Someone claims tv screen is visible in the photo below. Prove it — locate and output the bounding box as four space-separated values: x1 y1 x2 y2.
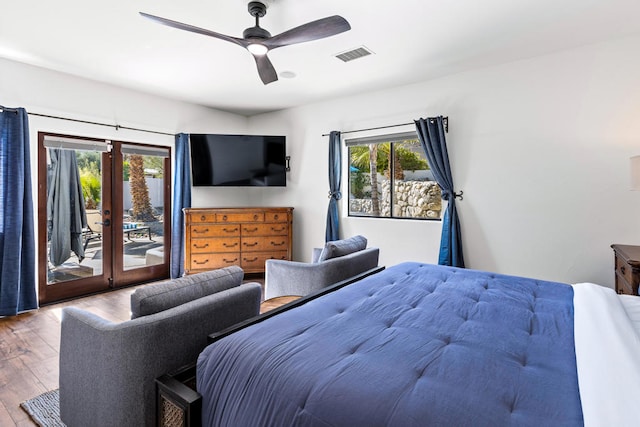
190 134 287 187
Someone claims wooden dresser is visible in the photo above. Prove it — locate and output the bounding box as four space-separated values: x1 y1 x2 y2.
184 207 293 274
611 244 640 295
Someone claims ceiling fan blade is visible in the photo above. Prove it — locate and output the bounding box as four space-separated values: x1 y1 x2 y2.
139 12 248 48
264 15 351 50
253 54 278 85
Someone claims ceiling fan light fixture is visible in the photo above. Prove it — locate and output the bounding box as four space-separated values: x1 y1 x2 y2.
247 43 268 56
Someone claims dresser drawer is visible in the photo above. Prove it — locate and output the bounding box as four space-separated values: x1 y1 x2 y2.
616 273 634 295
190 224 240 238
241 236 289 252
616 255 633 285
265 211 288 222
217 212 264 223
190 237 240 253
190 252 240 270
612 244 640 296
241 223 289 236
189 213 216 223
241 251 288 271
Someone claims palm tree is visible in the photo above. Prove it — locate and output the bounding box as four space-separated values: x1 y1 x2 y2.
128 154 155 222
368 144 380 215
391 146 404 180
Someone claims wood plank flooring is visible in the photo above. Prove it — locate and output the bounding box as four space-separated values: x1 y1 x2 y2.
0 278 281 427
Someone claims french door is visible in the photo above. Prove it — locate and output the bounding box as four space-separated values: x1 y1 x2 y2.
37 132 171 304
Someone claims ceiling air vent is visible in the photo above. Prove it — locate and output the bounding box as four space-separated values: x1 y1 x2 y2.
335 46 374 62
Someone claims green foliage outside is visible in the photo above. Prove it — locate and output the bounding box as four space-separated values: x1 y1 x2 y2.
76 151 165 209
122 155 164 181
349 140 428 173
80 170 101 209
350 170 370 199
77 152 101 209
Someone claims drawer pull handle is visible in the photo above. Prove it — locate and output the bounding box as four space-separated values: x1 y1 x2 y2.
243 242 258 247
244 227 259 233
193 259 209 265
253 215 259 220
621 266 626 275
223 242 238 248
200 215 207 221
223 258 238 264
223 227 238 233
222 215 228 221
193 243 209 249
271 227 285 232
273 214 279 220
193 228 209 234
244 257 258 262
271 241 285 247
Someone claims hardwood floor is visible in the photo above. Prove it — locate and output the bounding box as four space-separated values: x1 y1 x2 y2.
0 278 282 427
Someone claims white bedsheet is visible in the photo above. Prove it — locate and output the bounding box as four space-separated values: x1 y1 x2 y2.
573 283 640 427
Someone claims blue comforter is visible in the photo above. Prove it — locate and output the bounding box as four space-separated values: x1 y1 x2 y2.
197 262 583 426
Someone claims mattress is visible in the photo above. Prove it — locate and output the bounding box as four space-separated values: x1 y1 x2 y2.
196 262 610 426
573 283 640 426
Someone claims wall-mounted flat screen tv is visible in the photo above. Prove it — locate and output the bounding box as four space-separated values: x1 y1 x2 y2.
190 134 287 187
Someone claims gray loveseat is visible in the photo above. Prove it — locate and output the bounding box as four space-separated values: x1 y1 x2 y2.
264 235 379 300
59 266 262 427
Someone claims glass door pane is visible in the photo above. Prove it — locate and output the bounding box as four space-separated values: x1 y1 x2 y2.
121 149 166 271
38 133 113 303
111 141 170 287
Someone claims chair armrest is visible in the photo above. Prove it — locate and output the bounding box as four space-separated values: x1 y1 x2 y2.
264 248 380 300
311 247 323 263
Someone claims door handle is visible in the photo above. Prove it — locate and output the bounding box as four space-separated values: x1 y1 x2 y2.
103 219 111 227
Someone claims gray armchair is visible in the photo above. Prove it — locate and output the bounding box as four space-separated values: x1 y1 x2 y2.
264 235 379 300
59 266 261 427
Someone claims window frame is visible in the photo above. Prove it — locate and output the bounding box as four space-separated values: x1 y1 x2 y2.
345 131 442 221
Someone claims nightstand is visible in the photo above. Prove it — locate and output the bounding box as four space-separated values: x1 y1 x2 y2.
611 244 640 295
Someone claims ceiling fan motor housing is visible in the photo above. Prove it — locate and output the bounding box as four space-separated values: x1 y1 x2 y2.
243 26 271 39
248 2 267 18
245 2 271 39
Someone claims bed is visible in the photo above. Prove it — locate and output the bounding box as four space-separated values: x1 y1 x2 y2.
196 262 640 426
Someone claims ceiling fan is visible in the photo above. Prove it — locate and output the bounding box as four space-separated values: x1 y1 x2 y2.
140 1 351 85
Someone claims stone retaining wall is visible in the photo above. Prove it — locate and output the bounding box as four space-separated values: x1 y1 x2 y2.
350 180 442 219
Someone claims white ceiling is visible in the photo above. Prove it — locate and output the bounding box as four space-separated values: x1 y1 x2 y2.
2 0 640 116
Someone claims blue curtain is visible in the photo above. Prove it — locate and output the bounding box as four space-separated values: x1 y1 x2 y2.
415 116 465 268
170 133 191 278
325 131 341 242
0 107 37 315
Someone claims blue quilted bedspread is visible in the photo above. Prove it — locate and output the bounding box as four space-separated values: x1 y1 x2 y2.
197 262 583 426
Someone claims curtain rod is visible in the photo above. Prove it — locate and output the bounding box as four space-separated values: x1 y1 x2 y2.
1 105 174 136
27 112 175 136
322 116 448 137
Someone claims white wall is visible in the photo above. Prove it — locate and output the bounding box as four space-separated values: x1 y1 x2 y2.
250 34 640 288
5 33 640 289
1 57 250 271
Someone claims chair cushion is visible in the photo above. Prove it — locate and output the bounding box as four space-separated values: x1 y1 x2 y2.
130 266 244 318
318 235 368 262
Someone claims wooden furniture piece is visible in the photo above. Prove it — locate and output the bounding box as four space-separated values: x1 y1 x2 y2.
156 365 201 427
184 207 293 274
611 244 640 295
123 225 153 242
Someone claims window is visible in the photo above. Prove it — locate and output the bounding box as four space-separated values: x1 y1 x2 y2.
347 131 441 220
